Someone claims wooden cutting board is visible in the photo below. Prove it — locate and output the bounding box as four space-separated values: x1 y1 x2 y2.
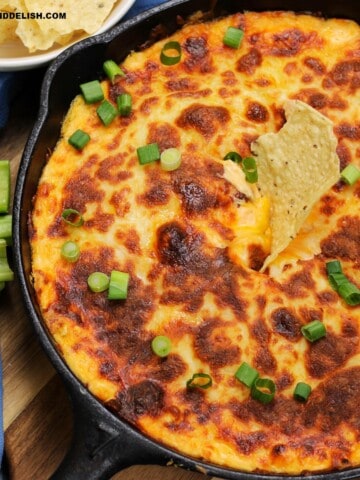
0 72 221 480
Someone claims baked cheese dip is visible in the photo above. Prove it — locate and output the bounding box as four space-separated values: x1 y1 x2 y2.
30 10 360 475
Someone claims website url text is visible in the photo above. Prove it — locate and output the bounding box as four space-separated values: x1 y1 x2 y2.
0 11 66 20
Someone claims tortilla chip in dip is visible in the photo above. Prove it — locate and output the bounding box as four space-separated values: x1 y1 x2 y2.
251 99 340 271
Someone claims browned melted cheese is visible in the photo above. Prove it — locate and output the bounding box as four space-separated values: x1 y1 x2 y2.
30 11 360 474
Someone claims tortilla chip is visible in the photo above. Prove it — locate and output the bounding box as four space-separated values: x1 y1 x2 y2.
23 0 117 36
251 100 340 271
15 19 65 52
0 0 117 51
0 3 18 43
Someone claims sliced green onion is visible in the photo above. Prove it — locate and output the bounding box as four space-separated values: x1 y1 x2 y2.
87 272 109 293
325 260 360 305
151 335 172 357
61 208 84 227
0 239 14 283
61 241 80 263
338 282 360 306
117 93 132 117
224 151 242 164
103 59 125 82
97 100 118 126
108 270 129 300
293 382 312 402
160 148 182 171
0 160 10 213
223 26 244 49
68 129 90 150
80 80 104 104
242 156 258 183
251 377 276 404
160 41 182 66
235 362 259 388
137 143 160 165
301 320 326 342
0 214 12 245
340 164 360 186
327 272 348 291
186 373 213 390
326 260 342 275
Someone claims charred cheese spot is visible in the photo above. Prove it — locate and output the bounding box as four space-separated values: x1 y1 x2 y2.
176 104 230 139
304 367 360 431
246 101 269 123
147 122 181 150
107 380 165 422
194 318 241 368
329 60 360 88
64 172 104 211
271 29 321 57
271 308 302 342
183 36 214 73
321 216 360 261
97 155 132 183
156 221 202 267
303 56 326 75
236 48 263 74
306 331 358 378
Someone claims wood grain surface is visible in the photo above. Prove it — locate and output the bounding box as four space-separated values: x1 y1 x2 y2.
0 71 220 480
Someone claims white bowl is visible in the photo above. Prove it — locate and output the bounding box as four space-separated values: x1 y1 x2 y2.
0 0 135 71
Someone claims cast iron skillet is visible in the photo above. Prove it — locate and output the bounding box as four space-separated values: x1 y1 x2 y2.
12 0 360 479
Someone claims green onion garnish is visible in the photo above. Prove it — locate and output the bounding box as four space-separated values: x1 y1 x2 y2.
235 362 259 388
61 241 80 263
186 373 213 390
151 335 172 357
0 160 10 214
327 272 348 291
117 93 132 117
301 320 326 342
108 270 129 300
87 272 109 293
80 80 104 104
160 41 182 66
137 143 161 165
97 100 118 126
251 377 276 404
338 282 360 306
103 59 125 82
293 382 312 402
326 260 342 275
223 26 244 49
326 260 360 306
340 164 360 186
0 239 14 283
61 208 84 227
160 148 182 171
0 214 12 245
242 156 258 183
68 129 90 150
224 151 242 164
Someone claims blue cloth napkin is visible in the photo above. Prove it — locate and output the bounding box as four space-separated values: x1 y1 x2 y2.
0 0 169 471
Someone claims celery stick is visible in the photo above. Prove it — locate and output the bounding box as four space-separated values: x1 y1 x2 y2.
0 160 10 213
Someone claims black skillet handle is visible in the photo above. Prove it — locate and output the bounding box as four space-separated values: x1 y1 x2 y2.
50 388 168 480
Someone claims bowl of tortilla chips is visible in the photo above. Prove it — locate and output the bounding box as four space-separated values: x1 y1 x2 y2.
0 0 135 70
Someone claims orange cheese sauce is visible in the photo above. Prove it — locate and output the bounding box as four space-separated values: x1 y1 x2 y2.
30 10 360 474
